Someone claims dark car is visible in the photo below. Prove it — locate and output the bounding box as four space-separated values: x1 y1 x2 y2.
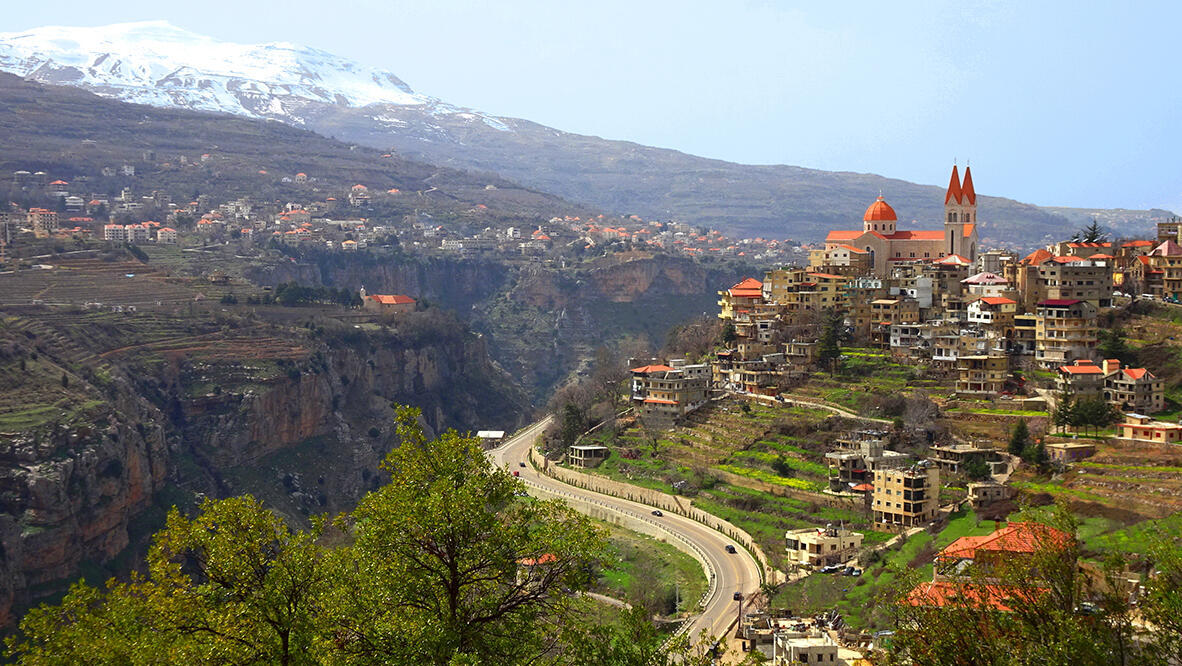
519 461 526 467
651 509 663 517
732 592 743 601
842 567 858 576
725 545 737 554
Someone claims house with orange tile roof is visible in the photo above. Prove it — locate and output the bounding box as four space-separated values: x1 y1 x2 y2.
630 359 709 427
821 165 979 276
1103 360 1164 413
359 287 416 314
934 521 1073 581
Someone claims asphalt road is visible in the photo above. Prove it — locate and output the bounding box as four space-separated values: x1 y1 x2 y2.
489 417 763 644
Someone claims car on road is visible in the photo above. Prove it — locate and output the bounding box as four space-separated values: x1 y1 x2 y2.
512 471 520 477
732 592 742 601
842 567 861 576
819 564 843 574
519 461 526 467
725 545 737 554
651 510 663 517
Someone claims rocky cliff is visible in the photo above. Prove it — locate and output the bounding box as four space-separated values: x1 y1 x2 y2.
0 306 528 625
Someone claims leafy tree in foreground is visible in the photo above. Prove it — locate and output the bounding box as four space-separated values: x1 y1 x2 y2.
322 406 611 665
7 495 331 665
6 407 616 666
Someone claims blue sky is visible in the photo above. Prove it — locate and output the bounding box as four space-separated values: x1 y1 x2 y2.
6 1 1180 213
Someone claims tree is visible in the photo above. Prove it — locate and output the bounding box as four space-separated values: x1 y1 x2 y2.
323 406 609 665
1098 328 1135 367
7 496 331 665
1009 419 1031 457
7 408 611 666
1072 219 1109 243
563 606 727 666
883 503 1135 665
961 454 992 482
817 308 845 374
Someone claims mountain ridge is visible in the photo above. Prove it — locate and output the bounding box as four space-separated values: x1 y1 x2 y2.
0 21 1172 246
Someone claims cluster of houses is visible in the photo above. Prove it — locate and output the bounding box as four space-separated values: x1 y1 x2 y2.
3 165 807 268
712 166 1176 433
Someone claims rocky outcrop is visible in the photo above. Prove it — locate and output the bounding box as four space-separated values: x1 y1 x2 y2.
0 309 528 626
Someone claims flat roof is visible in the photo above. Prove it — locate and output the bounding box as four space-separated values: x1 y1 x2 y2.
569 444 609 451
476 430 505 438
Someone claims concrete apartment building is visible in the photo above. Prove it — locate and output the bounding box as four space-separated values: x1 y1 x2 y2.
955 354 1009 398
826 430 911 493
1034 299 1098 368
872 462 940 531
630 359 709 427
785 525 865 568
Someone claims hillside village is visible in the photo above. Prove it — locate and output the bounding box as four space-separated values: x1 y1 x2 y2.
0 162 805 268
542 166 1182 659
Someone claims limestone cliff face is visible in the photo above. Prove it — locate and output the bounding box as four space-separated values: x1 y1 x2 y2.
0 311 528 626
0 376 169 626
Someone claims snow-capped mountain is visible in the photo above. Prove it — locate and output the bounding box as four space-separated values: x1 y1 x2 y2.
0 21 1163 243
0 20 511 131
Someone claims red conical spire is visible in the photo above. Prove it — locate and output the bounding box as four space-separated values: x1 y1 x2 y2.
945 165 963 205
961 165 976 205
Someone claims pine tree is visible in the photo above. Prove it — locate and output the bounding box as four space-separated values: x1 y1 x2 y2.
1008 419 1030 456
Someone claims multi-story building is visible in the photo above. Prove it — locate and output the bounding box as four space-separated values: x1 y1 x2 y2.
156 227 178 244
630 359 710 426
955 354 1009 398
718 277 765 320
826 431 911 493
1144 240 1182 299
868 297 920 347
1104 361 1164 414
784 525 865 568
27 208 58 238
966 296 1016 331
1055 359 1106 397
1013 254 1113 309
1034 299 1098 368
872 462 940 531
103 224 127 242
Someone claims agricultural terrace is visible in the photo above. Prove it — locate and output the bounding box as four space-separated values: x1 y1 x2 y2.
570 398 893 567
782 347 956 418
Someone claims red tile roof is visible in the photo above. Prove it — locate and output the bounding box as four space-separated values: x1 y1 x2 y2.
977 296 1015 306
1122 368 1153 380
1021 249 1053 265
906 581 1037 612
826 230 863 242
1059 361 1103 375
962 223 975 237
643 398 679 405
938 522 1072 560
887 230 945 240
863 195 897 222
369 294 416 305
631 364 675 374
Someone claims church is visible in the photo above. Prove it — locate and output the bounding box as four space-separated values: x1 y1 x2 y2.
823 165 980 276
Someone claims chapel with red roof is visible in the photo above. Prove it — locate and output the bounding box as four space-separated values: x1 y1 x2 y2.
824 165 980 276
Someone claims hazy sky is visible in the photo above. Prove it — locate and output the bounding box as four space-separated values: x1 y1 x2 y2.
6 1 1181 213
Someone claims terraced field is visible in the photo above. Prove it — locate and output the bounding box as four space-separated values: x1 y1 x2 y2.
571 398 887 566
1010 438 1182 521
0 257 250 308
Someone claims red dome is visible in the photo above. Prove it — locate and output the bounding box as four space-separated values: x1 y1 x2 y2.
863 195 897 222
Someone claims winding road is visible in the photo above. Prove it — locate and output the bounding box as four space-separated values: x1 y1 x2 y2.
488 417 762 644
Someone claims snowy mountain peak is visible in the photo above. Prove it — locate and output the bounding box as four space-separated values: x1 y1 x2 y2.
0 21 441 120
